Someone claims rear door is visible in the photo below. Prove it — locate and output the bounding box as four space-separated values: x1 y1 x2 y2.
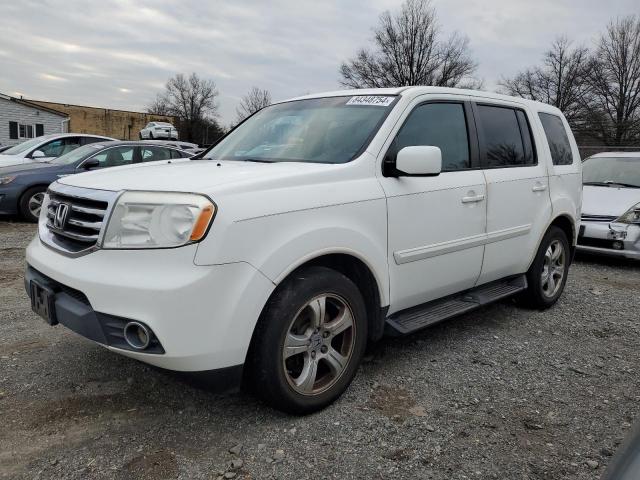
472 101 552 284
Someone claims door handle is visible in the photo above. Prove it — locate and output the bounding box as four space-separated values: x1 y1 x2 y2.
461 194 485 203
532 183 548 192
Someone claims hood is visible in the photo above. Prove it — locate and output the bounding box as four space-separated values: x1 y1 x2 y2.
0 154 32 168
582 185 640 216
0 161 61 175
57 159 334 193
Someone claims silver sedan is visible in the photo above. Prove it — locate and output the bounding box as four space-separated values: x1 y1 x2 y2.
578 152 640 259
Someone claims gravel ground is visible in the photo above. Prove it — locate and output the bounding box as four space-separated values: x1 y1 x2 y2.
1 220 639 480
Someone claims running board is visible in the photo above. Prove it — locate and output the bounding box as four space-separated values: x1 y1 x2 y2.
385 275 527 335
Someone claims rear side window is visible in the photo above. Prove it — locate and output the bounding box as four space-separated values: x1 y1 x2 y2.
476 105 536 167
394 102 470 171
538 113 573 165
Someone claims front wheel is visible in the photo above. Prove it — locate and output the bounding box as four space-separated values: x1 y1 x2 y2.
245 266 367 414
19 186 47 223
521 226 570 309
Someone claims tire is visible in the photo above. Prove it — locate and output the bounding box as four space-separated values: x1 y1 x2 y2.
245 266 368 414
520 226 570 309
19 186 47 223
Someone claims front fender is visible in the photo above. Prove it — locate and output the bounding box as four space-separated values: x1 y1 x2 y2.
194 199 390 306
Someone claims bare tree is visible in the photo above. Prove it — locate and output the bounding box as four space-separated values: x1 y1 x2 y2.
339 0 478 88
236 87 272 123
586 16 640 145
500 37 591 125
147 73 220 143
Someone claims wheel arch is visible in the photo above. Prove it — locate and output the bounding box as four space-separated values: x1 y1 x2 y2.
17 183 50 208
270 250 388 342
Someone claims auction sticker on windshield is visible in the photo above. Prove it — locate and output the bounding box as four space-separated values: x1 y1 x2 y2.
346 96 395 106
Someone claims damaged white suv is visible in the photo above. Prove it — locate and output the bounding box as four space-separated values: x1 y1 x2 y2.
26 87 582 413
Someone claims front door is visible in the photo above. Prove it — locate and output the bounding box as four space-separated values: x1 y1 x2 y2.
377 97 487 314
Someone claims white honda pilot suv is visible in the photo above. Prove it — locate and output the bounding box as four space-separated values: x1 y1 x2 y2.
26 87 582 414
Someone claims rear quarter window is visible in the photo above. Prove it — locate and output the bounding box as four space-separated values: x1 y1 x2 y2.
538 113 574 165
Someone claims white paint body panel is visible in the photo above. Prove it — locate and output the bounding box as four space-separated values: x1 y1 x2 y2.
25 87 582 372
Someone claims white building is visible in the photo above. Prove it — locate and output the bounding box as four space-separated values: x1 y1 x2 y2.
0 92 69 147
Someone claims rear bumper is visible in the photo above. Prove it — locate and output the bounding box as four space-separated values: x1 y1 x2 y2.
577 221 640 259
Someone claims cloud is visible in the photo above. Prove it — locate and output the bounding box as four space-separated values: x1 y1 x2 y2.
0 0 638 126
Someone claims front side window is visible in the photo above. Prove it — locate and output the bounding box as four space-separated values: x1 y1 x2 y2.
202 96 396 164
51 143 106 165
538 113 573 165
39 137 82 157
91 146 135 168
393 102 470 171
583 157 640 188
477 105 535 167
141 146 172 162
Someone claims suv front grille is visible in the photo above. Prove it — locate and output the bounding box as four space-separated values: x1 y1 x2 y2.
41 183 117 256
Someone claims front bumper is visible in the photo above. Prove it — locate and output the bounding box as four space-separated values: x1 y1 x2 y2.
25 236 276 372
577 221 640 259
0 185 21 215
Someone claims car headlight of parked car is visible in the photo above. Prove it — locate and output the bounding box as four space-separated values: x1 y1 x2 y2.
0 175 16 186
103 191 216 249
616 202 640 225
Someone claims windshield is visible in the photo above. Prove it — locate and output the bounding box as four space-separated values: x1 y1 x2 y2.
2 137 51 155
202 95 397 164
583 156 640 188
50 143 107 165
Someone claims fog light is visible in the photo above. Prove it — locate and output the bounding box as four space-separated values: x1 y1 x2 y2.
612 241 624 250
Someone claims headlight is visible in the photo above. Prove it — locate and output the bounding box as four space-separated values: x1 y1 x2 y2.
102 191 216 249
0 175 16 185
616 202 640 224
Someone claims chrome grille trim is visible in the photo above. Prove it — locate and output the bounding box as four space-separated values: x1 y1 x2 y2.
581 214 617 223
39 182 120 258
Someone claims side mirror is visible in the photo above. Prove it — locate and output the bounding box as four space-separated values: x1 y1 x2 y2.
31 150 46 159
81 159 100 170
395 146 442 176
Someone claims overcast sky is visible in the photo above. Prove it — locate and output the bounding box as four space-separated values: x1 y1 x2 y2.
0 0 638 126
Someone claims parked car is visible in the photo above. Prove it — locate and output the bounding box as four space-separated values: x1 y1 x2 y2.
0 134 114 168
0 141 192 222
25 87 581 413
578 152 640 259
139 122 178 140
0 145 11 153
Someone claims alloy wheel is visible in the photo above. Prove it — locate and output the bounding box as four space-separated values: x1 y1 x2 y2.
282 294 356 396
28 192 45 219
541 239 565 298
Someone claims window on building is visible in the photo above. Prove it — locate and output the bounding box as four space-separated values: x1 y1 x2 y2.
18 123 35 139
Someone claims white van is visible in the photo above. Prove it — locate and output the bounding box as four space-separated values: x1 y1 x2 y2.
25 87 582 413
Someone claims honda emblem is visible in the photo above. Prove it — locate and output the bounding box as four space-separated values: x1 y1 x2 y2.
54 203 70 229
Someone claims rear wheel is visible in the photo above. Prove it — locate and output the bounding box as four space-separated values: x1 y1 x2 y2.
246 266 367 414
521 226 570 309
19 186 47 223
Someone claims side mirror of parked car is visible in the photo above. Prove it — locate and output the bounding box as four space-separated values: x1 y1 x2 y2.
82 159 100 170
394 146 442 177
31 150 46 159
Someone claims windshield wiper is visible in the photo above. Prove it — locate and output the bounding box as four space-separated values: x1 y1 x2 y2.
583 181 612 187
241 158 274 163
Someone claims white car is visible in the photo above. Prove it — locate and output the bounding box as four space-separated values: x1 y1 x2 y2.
0 133 114 168
139 122 178 140
25 87 582 413
578 152 640 259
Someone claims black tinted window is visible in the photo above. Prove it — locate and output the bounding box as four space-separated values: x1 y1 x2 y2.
477 105 531 167
141 146 172 162
538 113 573 165
395 103 470 170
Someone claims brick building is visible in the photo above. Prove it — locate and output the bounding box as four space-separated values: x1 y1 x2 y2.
27 99 177 141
